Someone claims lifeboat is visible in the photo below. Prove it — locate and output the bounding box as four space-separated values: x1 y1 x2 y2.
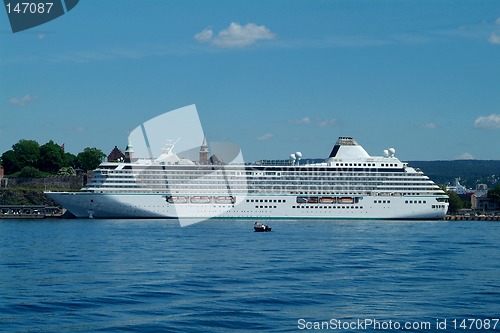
190 196 211 204
319 197 335 204
167 196 188 204
339 197 354 204
214 196 235 204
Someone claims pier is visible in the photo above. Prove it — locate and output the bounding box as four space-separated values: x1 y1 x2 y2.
445 215 500 221
0 205 63 219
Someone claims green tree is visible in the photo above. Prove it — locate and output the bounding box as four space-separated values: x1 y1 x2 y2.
76 147 105 171
488 184 500 203
39 140 64 173
18 166 43 178
12 139 40 169
57 166 76 176
447 191 464 214
1 139 41 174
0 150 20 174
62 152 76 168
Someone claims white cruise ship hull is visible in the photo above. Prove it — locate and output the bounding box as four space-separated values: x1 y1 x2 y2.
45 192 447 220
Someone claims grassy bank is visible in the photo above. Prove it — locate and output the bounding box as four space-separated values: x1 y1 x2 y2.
0 188 63 206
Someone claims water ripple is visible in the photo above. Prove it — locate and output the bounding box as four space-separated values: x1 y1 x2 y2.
1 219 499 332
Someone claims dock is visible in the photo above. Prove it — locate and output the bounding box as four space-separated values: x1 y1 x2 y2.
0 205 63 219
445 215 500 221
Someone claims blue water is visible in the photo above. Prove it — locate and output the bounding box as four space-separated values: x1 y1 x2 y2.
1 219 500 332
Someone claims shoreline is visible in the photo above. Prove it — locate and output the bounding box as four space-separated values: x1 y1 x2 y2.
0 205 63 219
445 215 500 221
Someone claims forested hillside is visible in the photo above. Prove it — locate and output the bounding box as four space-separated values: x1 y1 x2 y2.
300 159 500 188
405 160 500 188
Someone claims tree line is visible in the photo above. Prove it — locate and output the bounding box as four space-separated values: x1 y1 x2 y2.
0 139 106 177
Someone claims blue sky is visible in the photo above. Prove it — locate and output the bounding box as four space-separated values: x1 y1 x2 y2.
1 0 499 162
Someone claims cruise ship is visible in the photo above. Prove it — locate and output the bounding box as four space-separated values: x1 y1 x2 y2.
45 137 449 221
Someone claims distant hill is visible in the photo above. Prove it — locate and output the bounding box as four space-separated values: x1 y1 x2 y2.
300 159 500 188
406 160 500 188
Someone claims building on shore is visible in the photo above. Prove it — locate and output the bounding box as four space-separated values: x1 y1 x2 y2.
107 139 135 163
199 137 209 164
471 193 500 211
124 139 134 163
107 146 126 162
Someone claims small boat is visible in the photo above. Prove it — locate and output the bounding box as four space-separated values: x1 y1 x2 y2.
254 222 272 232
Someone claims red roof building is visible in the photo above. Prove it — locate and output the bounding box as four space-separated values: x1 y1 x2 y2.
107 146 125 162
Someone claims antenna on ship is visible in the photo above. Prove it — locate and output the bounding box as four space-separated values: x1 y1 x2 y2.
163 137 181 154
383 148 396 158
289 152 302 165
295 152 302 165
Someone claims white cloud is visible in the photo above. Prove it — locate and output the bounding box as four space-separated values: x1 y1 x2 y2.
194 22 276 48
455 152 475 160
488 18 500 44
9 94 36 106
75 126 86 133
38 33 46 40
290 116 337 127
293 117 312 125
488 32 500 44
420 122 437 129
256 133 273 141
318 119 337 127
194 27 213 43
474 114 500 129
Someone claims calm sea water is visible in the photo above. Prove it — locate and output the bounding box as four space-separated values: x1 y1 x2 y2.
1 219 499 332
